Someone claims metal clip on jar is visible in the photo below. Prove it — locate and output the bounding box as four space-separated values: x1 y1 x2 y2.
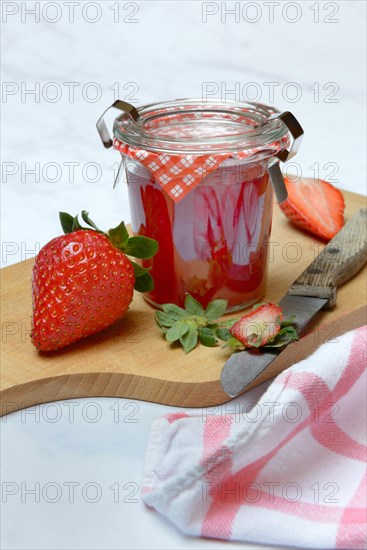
97 99 303 312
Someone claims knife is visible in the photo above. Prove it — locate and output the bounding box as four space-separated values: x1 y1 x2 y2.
220 208 367 397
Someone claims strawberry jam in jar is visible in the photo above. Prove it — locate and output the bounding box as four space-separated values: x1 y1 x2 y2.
98 99 303 312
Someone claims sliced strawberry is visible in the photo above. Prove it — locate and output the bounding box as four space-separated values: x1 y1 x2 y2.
279 177 345 240
229 303 284 348
140 184 177 304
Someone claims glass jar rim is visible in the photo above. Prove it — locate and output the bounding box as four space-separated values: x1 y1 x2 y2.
113 98 289 155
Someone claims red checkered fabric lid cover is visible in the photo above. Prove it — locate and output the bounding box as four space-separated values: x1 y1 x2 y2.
112 101 290 202
114 136 288 202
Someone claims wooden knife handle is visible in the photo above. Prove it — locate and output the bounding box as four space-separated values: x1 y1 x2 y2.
288 208 367 308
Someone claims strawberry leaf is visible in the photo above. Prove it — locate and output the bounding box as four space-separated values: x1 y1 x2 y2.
155 311 176 329
162 303 187 320
263 324 299 348
133 272 154 293
81 211 102 232
156 294 230 353
184 293 204 315
130 261 150 278
108 222 130 248
280 316 297 327
197 327 217 347
180 323 198 353
123 236 158 259
127 261 156 293
204 299 227 321
59 212 75 234
223 337 244 351
166 320 189 343
72 215 85 231
58 212 90 233
215 326 233 342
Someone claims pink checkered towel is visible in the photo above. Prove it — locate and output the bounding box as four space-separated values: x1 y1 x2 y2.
142 327 367 549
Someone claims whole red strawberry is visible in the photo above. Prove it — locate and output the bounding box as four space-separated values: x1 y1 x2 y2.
31 211 158 351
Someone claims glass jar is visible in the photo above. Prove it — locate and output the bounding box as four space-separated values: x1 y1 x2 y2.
97 99 303 312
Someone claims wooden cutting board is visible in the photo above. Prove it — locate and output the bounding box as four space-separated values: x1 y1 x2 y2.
1 190 366 415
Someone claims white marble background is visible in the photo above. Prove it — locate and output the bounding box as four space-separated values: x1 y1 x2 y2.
1 1 366 549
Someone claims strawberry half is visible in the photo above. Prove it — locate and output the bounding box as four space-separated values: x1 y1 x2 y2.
229 303 284 348
31 211 158 352
279 177 345 240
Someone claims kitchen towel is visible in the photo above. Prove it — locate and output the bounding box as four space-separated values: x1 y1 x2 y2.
142 326 367 549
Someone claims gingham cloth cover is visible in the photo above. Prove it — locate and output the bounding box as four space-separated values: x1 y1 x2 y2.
142 326 367 549
113 135 289 202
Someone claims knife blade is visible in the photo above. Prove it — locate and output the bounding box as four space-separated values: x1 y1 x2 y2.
221 208 367 397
